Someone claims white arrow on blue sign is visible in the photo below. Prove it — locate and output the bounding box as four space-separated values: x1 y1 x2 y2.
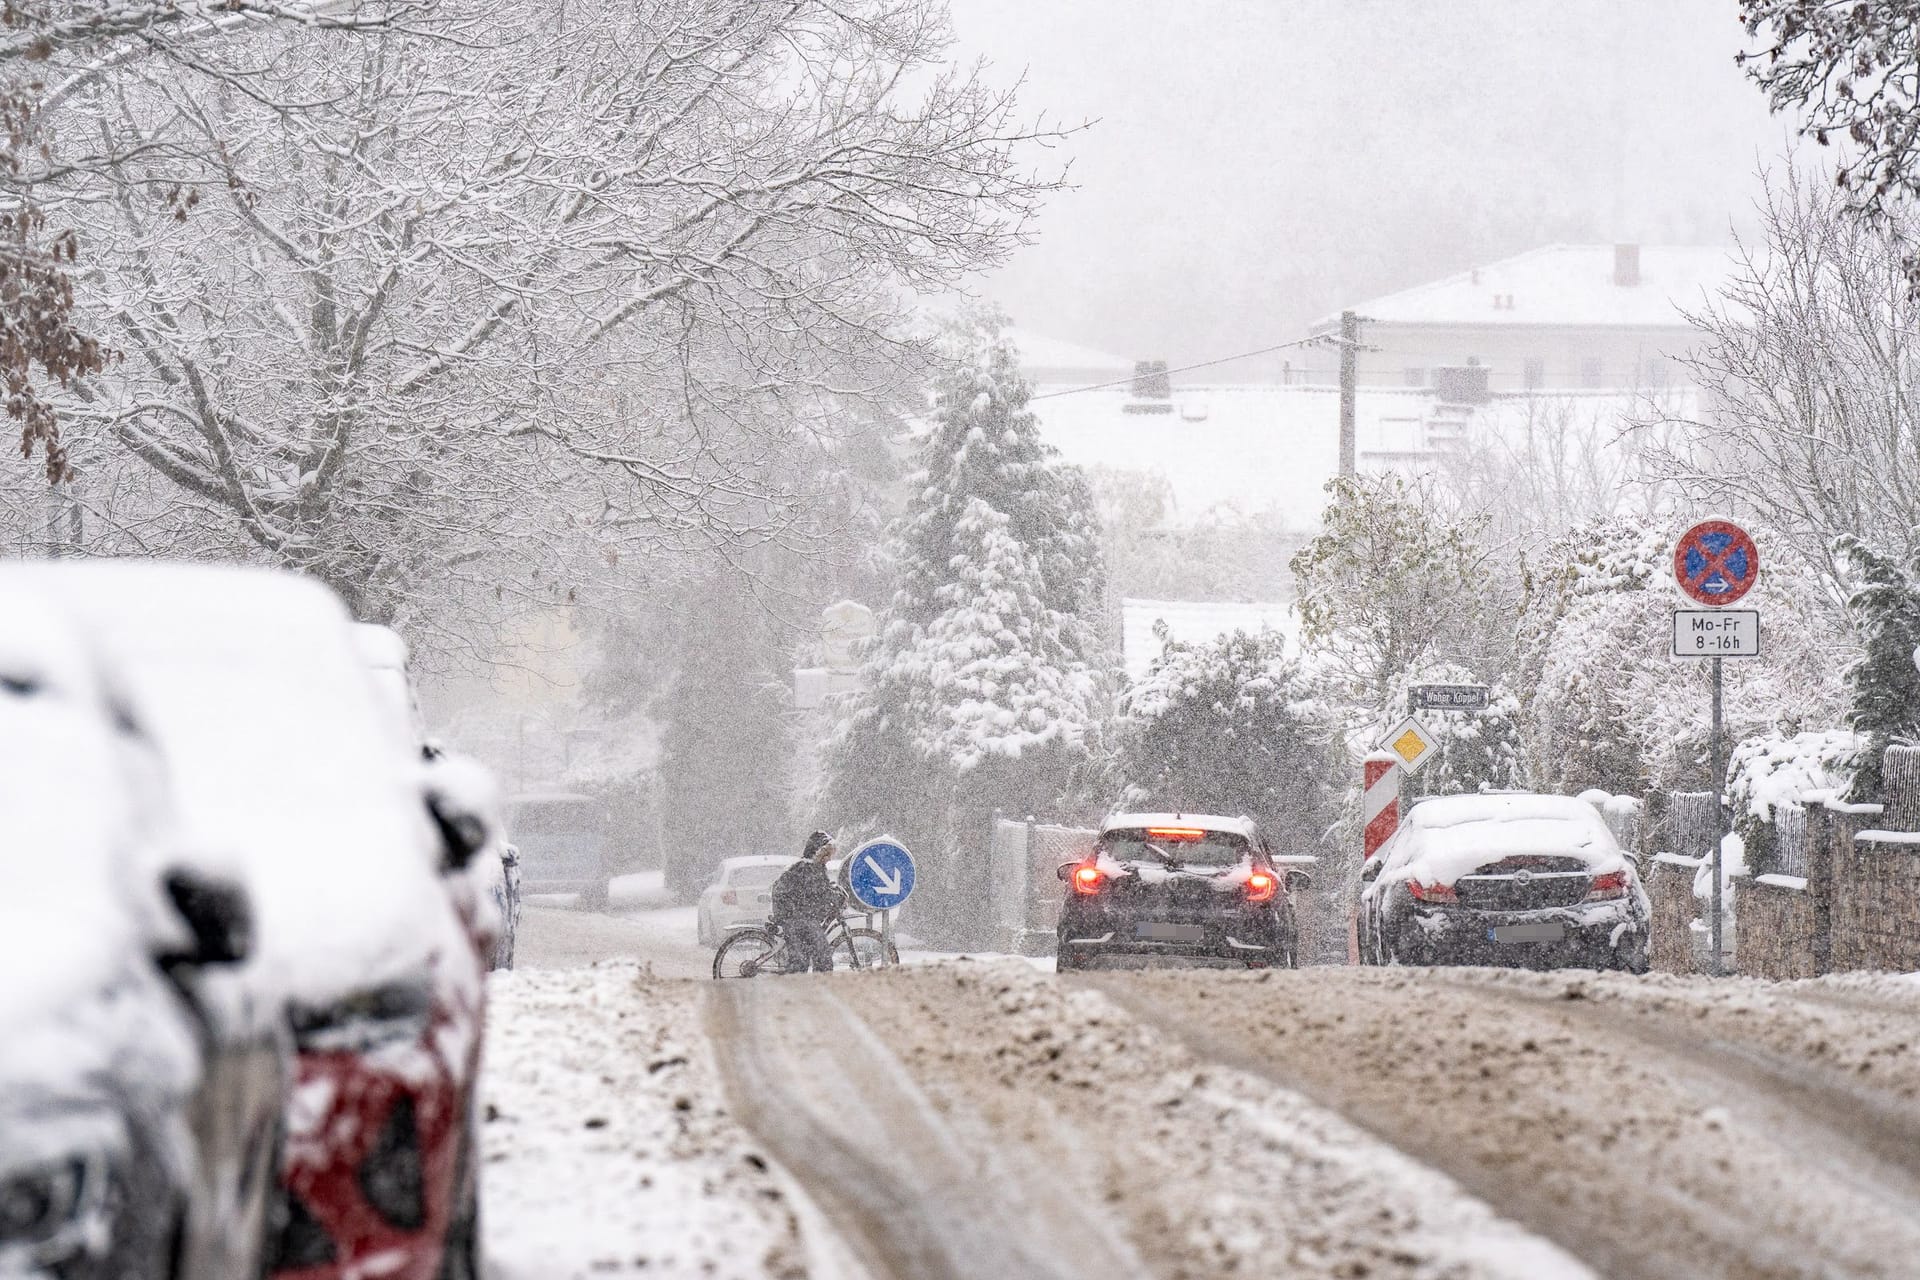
846 838 916 912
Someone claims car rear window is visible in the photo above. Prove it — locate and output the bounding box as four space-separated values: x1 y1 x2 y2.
1101 827 1251 868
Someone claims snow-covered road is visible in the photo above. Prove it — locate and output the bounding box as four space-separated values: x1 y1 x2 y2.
481 904 1920 1279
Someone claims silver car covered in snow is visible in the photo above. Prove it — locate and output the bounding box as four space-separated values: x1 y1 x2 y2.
1358 792 1651 972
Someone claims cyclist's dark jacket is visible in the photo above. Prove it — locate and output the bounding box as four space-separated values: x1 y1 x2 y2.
770 858 837 923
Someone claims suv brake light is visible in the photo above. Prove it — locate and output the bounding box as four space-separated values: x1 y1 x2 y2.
1072 864 1105 895
1245 869 1277 903
1407 878 1457 904
1586 871 1628 901
1145 826 1206 842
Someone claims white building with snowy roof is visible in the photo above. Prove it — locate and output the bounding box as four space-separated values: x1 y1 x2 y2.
1304 243 1737 393
1023 374 1478 528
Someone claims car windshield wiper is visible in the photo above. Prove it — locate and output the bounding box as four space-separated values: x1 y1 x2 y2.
1143 841 1182 868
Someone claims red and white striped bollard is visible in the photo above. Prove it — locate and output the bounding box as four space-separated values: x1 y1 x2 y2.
1351 751 1402 964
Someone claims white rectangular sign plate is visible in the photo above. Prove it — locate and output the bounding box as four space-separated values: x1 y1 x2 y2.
1411 683 1490 711
1671 609 1761 658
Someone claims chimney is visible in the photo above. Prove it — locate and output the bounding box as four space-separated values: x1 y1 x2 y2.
1613 243 1641 288
1123 358 1174 414
1130 359 1170 400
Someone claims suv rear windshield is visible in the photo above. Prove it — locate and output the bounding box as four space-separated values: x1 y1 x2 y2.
1101 827 1251 869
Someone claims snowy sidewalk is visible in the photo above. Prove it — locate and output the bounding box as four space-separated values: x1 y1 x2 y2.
480 965 811 1279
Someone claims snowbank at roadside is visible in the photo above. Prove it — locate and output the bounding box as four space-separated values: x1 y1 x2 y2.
480 965 810 1279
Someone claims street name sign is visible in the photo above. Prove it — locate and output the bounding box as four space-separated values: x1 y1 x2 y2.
846 838 917 912
1672 610 1761 658
1378 715 1439 776
1411 684 1490 712
1673 519 1760 606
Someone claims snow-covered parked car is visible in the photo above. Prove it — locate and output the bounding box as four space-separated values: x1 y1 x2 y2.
1358 792 1651 972
1055 813 1307 971
4 562 496 1280
0 590 286 1280
353 623 518 971
696 855 794 946
506 791 612 909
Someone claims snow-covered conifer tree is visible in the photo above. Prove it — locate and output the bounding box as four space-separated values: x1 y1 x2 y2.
820 313 1109 944
1117 626 1337 844
1836 536 1920 799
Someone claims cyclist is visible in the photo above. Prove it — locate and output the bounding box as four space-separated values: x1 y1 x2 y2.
769 830 840 972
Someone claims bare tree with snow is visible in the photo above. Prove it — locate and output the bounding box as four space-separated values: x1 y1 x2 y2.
24 0 1071 650
1650 170 1920 605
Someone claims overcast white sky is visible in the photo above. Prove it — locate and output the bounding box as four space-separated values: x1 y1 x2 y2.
944 0 1797 374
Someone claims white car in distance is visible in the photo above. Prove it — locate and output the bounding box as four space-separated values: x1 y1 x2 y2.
696 856 795 946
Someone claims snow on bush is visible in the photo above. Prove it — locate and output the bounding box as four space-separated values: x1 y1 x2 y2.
1727 729 1863 822
1117 625 1339 845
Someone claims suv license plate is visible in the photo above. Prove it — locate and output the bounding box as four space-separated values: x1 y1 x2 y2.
1137 922 1206 942
1490 923 1565 944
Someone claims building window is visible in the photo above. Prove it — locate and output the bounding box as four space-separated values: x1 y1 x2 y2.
1580 358 1604 388
1523 357 1545 390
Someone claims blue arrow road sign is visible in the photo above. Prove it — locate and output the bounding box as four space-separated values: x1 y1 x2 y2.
846 838 916 912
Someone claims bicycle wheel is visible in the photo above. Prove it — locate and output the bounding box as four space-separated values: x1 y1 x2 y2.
713 927 783 979
833 927 899 971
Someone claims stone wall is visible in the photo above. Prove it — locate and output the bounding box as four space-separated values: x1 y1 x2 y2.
1640 771 1918 978
1833 828 1920 972
1648 854 1700 975
1733 875 1819 980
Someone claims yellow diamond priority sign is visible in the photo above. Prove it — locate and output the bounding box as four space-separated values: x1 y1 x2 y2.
1380 714 1439 775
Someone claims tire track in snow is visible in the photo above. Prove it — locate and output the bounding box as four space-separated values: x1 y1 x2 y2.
1426 969 1920 1207
706 978 1139 1280
844 961 1589 1280
1089 967 1920 1280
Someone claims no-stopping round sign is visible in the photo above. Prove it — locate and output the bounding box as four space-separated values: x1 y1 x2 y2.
1673 520 1759 606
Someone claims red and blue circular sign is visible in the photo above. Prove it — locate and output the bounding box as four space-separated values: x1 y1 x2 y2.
1673 520 1759 605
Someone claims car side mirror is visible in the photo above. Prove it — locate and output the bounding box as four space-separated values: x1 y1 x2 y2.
159 868 253 968
423 752 501 874
1284 868 1313 893
426 792 488 873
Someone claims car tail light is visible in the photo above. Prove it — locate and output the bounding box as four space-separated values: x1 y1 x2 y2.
1145 826 1206 842
1407 878 1457 904
1244 870 1277 903
721 890 737 905
1587 870 1629 901
1071 864 1105 895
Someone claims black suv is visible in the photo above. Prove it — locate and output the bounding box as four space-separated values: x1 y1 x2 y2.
1055 814 1309 971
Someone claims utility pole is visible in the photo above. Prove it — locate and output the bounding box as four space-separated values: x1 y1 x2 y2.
1338 310 1359 476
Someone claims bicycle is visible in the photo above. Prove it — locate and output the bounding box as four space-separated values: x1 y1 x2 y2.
711 911 900 978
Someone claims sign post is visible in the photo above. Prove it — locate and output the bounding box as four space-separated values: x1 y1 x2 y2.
1672 520 1761 976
